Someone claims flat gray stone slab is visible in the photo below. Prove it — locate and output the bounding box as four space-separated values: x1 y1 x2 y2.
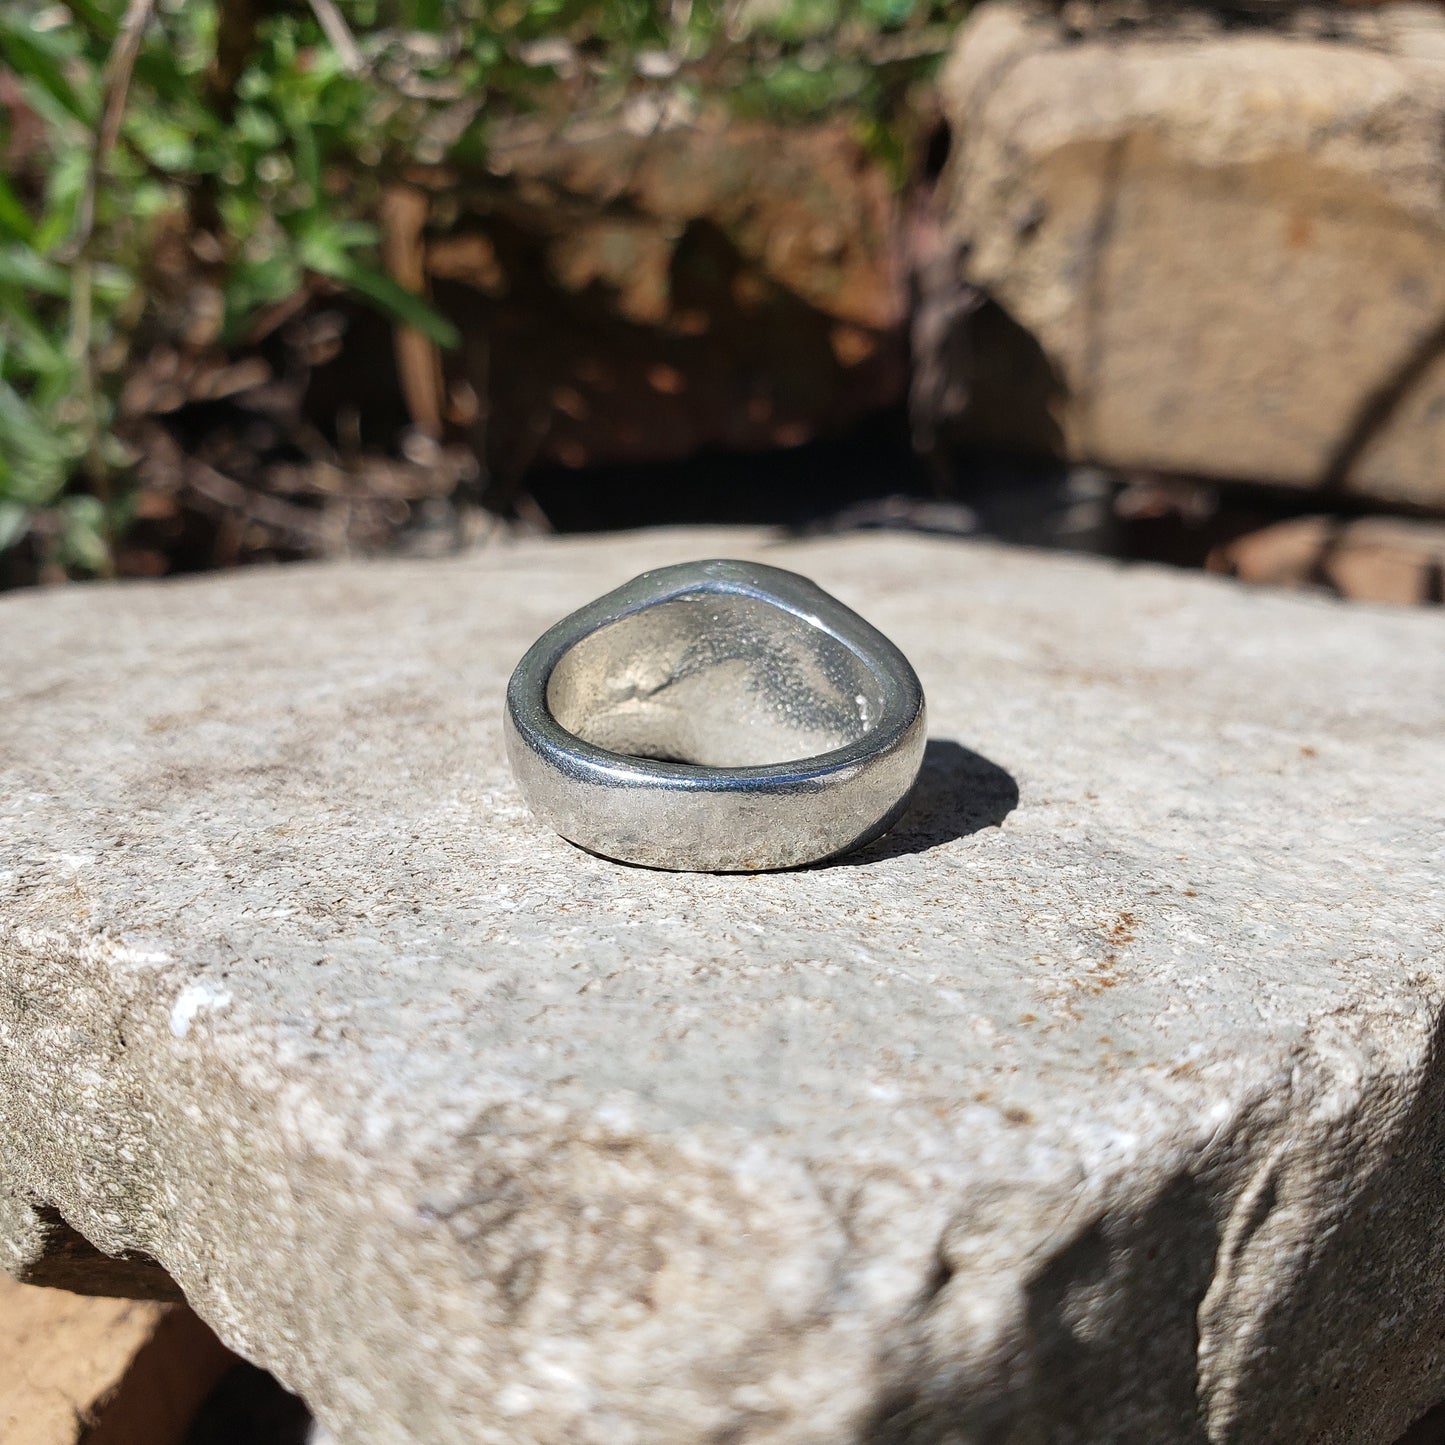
1 531 1442 1444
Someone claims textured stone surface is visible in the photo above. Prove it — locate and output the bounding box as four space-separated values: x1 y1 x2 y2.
1 529 1443 1444
3 1169 182 1298
932 2 1445 507
0 1273 231 1445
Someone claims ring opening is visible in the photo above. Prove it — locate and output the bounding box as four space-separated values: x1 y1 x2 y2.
545 591 885 767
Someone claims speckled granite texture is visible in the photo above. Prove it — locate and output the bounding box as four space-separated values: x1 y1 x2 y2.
1 530 1442 1443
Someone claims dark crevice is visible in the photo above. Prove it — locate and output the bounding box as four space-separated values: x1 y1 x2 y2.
1320 307 1445 495
15 1203 182 1301
182 1362 315 1445
919 1246 955 1308
1081 136 1130 456
920 119 952 183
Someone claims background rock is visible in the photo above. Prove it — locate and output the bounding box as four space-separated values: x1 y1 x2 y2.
369 116 907 505
0 1273 231 1445
1209 514 1445 603
927 1 1445 509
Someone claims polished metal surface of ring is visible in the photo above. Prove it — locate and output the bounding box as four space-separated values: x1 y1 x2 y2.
504 559 926 871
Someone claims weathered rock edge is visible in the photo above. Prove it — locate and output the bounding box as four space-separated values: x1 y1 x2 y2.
1 531 1443 1443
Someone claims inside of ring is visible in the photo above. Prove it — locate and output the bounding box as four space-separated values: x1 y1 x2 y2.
545 591 886 768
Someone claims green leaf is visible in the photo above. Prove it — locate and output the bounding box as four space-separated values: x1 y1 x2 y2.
0 16 99 127
57 493 111 573
133 48 200 102
859 0 917 25
0 295 75 382
34 145 89 252
0 500 29 552
0 175 37 244
0 245 70 297
90 263 135 302
234 105 283 152
0 379 71 505
128 177 182 221
295 219 347 275
328 219 380 249
407 0 445 31
291 116 322 210
126 112 199 172
312 252 459 349
0 377 64 457
62 0 119 44
222 251 304 338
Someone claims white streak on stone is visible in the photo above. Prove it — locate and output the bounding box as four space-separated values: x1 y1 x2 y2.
169 983 233 1038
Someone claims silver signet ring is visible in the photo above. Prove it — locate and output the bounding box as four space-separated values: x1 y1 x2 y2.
504 559 927 872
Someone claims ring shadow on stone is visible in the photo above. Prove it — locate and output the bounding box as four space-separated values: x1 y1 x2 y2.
833 738 1019 867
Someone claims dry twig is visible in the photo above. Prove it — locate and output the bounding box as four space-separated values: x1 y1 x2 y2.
308 0 365 74
71 0 156 255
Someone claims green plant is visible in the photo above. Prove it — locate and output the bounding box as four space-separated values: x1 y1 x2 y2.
1 8 117 573
1 0 471 576
0 0 954 580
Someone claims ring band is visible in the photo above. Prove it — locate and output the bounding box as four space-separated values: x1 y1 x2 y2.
504 559 927 871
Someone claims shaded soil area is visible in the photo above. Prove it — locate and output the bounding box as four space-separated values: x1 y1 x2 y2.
184 1362 314 1445
4 273 1440 605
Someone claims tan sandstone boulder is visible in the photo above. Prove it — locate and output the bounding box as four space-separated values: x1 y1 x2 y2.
1209 513 1445 603
387 116 906 485
0 1274 232 1444
935 1 1445 509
